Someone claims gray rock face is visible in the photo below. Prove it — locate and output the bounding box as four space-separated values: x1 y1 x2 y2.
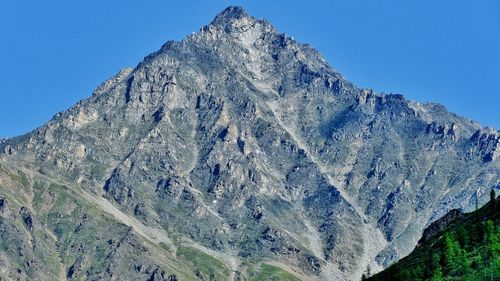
0 6 498 281
417 208 463 246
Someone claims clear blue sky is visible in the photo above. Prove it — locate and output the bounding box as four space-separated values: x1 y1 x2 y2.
0 0 499 138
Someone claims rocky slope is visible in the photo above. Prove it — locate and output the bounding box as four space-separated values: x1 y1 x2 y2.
0 6 498 281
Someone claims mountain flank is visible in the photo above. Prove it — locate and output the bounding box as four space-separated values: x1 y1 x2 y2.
0 6 498 281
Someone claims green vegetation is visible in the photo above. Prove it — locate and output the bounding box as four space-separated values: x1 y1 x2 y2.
176 246 231 281
90 164 106 179
15 170 30 187
367 193 500 281
247 263 301 281
159 242 170 252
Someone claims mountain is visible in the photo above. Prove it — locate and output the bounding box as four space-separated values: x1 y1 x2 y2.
366 194 499 281
0 6 498 281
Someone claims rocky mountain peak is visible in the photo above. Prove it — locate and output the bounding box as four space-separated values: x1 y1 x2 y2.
203 5 268 39
210 6 250 26
0 6 497 281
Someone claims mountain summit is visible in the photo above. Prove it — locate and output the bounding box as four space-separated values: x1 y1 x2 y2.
211 6 249 24
0 6 498 281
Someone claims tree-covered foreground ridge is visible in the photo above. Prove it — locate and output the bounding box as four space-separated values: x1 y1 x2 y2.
367 190 499 281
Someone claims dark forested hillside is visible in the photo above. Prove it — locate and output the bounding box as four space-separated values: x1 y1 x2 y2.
366 193 499 281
